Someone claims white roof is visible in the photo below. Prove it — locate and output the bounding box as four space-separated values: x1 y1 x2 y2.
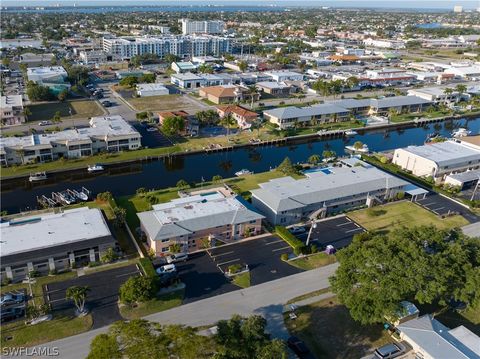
26 66 67 76
0 207 111 257
136 83 168 91
1 95 23 108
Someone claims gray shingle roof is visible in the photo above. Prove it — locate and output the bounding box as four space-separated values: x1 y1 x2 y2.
371 95 431 108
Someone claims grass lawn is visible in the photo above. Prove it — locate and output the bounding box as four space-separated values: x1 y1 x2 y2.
119 289 184 320
287 288 331 305
27 100 104 122
126 94 193 112
232 272 251 288
1 310 93 349
285 296 391 359
287 253 337 271
226 170 303 197
1 145 181 178
348 201 468 235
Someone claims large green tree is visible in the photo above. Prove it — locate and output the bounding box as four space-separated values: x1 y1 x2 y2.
330 227 480 325
119 276 157 304
162 116 185 136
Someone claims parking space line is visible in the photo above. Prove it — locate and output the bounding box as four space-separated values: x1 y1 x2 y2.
336 221 353 227
115 271 139 278
423 202 436 206
272 246 291 252
48 298 67 304
345 228 364 233
265 239 284 245
432 207 445 212
210 250 234 258
354 223 361 228
217 258 240 266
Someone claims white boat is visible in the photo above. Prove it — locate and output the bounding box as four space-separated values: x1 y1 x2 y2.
452 128 471 138
29 172 47 182
345 144 369 153
75 191 89 201
344 130 358 136
87 164 104 173
235 169 253 176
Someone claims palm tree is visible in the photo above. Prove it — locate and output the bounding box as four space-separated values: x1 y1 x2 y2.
455 84 467 96
247 85 259 109
388 108 398 122
23 107 32 122
308 154 321 166
443 88 453 104
66 286 90 315
221 113 236 141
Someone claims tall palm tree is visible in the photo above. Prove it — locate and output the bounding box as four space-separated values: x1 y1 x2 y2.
443 88 453 104
247 85 259 109
221 113 236 141
66 286 90 315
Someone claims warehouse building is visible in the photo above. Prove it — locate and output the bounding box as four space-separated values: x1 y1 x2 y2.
251 160 408 225
0 207 116 282
393 139 480 181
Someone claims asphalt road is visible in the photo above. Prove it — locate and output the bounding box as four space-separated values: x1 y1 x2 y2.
45 265 139 329
415 193 479 223
15 263 338 359
209 235 302 285
297 215 365 249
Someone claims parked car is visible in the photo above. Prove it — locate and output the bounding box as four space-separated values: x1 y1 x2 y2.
101 100 112 107
146 127 158 132
0 292 25 307
287 336 310 358
158 271 179 287
289 226 306 235
1 307 25 323
166 253 188 264
156 264 177 275
38 120 53 126
374 343 405 359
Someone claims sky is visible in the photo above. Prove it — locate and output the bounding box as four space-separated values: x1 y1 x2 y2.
3 0 480 9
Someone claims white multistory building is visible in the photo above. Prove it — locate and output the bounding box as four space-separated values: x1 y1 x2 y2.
180 19 225 35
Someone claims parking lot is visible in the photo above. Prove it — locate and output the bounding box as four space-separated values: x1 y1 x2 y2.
45 264 139 328
415 193 479 223
297 216 365 249
133 123 174 148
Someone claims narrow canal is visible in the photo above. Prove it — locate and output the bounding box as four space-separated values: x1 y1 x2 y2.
2 118 479 214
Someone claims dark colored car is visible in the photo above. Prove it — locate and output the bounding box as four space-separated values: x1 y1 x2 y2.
287 336 310 357
101 100 112 107
374 343 405 359
1 307 25 322
0 293 25 307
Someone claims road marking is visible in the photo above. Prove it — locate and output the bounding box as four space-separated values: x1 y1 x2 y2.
432 207 445 212
336 221 353 227
115 271 139 278
217 258 240 266
354 223 361 228
265 239 284 245
48 298 67 304
423 202 436 206
345 228 364 233
272 246 291 252
210 250 234 258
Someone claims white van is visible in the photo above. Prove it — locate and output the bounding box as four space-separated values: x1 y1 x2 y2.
156 264 176 275
166 253 188 264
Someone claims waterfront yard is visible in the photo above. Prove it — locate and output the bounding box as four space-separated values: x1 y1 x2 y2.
27 100 104 122
347 201 468 234
285 296 391 359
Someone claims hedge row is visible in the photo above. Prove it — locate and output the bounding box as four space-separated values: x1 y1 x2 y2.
275 226 306 255
139 257 156 278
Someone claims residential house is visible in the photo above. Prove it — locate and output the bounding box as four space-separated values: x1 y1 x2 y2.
199 85 258 104
216 105 258 130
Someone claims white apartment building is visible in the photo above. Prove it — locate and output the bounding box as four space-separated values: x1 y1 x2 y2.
102 35 232 59
1 95 25 126
180 19 225 35
0 116 141 166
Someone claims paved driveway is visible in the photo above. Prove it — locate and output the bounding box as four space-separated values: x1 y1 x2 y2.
45 265 139 329
297 216 365 249
415 193 479 223
209 235 302 286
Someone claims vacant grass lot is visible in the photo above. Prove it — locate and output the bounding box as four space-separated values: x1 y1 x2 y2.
348 201 468 234
28 100 104 122
288 253 336 271
119 289 184 320
285 296 391 359
1 310 93 349
126 94 197 112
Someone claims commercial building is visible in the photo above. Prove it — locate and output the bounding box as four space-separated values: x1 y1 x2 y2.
408 87 462 104
393 139 480 181
103 35 232 59
26 66 70 94
171 61 199 74
0 207 116 282
170 73 206 89
0 115 141 166
251 160 408 225
18 52 55 68
444 168 480 190
136 83 169 97
180 18 225 35
1 95 25 126
138 191 264 255
216 105 258 130
264 70 304 82
397 315 480 359
256 81 294 97
444 66 480 80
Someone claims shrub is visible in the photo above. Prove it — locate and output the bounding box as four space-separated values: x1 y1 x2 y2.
310 244 318 254
88 261 100 268
1 277 12 286
275 226 306 255
228 264 243 274
28 270 40 278
48 269 57 276
280 253 289 261
139 257 156 278
119 276 157 304
100 248 118 264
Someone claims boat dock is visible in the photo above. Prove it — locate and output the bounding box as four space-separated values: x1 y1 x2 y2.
37 187 92 208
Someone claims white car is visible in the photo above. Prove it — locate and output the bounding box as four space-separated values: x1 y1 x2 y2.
166 253 188 264
38 121 52 126
156 264 176 275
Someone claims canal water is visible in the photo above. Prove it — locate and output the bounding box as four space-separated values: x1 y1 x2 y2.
2 118 480 214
